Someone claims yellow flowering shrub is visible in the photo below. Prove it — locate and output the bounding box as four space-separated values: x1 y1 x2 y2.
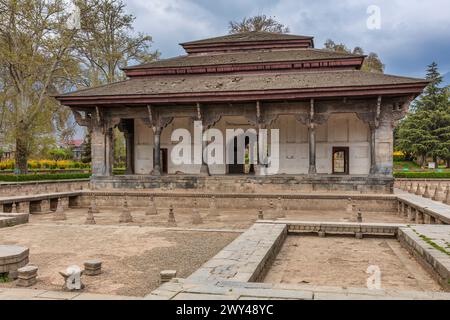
0 160 91 170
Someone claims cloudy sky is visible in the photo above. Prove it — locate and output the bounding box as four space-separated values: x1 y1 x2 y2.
125 0 450 80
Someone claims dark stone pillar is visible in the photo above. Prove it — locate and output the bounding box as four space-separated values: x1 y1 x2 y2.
200 127 210 176
153 127 162 176
105 127 114 176
370 125 377 175
309 123 317 175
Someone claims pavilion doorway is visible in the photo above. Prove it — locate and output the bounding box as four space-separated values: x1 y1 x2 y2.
228 137 255 175
332 147 349 175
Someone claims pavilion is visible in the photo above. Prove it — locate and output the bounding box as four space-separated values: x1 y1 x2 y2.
56 32 428 193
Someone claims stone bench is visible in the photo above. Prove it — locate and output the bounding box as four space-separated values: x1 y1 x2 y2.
0 245 29 280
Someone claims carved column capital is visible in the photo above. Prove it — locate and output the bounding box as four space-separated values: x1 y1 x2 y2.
392 95 415 128
72 110 92 128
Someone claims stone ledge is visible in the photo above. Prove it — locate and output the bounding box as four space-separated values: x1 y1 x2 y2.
398 226 450 291
259 220 405 237
187 223 287 284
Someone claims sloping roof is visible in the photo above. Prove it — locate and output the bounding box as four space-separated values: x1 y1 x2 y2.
58 70 427 98
181 31 313 46
124 49 363 71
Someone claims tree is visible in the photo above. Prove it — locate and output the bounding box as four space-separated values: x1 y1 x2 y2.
323 39 385 73
75 0 159 87
0 0 159 173
74 0 158 166
0 0 82 173
229 15 290 34
49 148 73 161
396 62 450 167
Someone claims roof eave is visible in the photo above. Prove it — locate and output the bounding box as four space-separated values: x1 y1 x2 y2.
55 82 428 106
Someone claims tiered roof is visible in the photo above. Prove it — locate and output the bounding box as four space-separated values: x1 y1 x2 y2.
57 31 428 105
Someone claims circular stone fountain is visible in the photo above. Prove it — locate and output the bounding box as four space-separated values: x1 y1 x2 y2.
0 245 29 279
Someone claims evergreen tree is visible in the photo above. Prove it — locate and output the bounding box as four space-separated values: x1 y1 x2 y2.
396 62 450 167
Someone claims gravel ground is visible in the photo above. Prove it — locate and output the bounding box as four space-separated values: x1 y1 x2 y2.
0 223 237 297
264 235 443 292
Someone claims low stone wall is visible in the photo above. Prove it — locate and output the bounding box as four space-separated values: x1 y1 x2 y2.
396 180 450 204
0 180 89 197
0 213 29 228
79 191 398 213
280 220 403 237
395 179 450 189
92 175 394 194
186 223 287 284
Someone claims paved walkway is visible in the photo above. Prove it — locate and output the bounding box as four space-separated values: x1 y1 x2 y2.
0 288 140 300
147 278 450 300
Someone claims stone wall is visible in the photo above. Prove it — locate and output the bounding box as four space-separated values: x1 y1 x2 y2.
0 180 89 197
91 175 393 194
79 191 397 213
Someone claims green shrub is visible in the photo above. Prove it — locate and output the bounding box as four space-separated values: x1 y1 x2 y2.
394 172 450 179
0 173 91 182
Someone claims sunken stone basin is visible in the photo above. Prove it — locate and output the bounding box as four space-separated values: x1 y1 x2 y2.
0 245 29 275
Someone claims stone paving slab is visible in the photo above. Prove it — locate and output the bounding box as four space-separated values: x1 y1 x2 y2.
149 279 450 300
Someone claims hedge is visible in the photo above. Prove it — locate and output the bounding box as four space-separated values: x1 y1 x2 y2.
0 173 91 182
394 172 450 179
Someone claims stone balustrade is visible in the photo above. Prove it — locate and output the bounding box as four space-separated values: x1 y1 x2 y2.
396 179 450 204
395 180 450 225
